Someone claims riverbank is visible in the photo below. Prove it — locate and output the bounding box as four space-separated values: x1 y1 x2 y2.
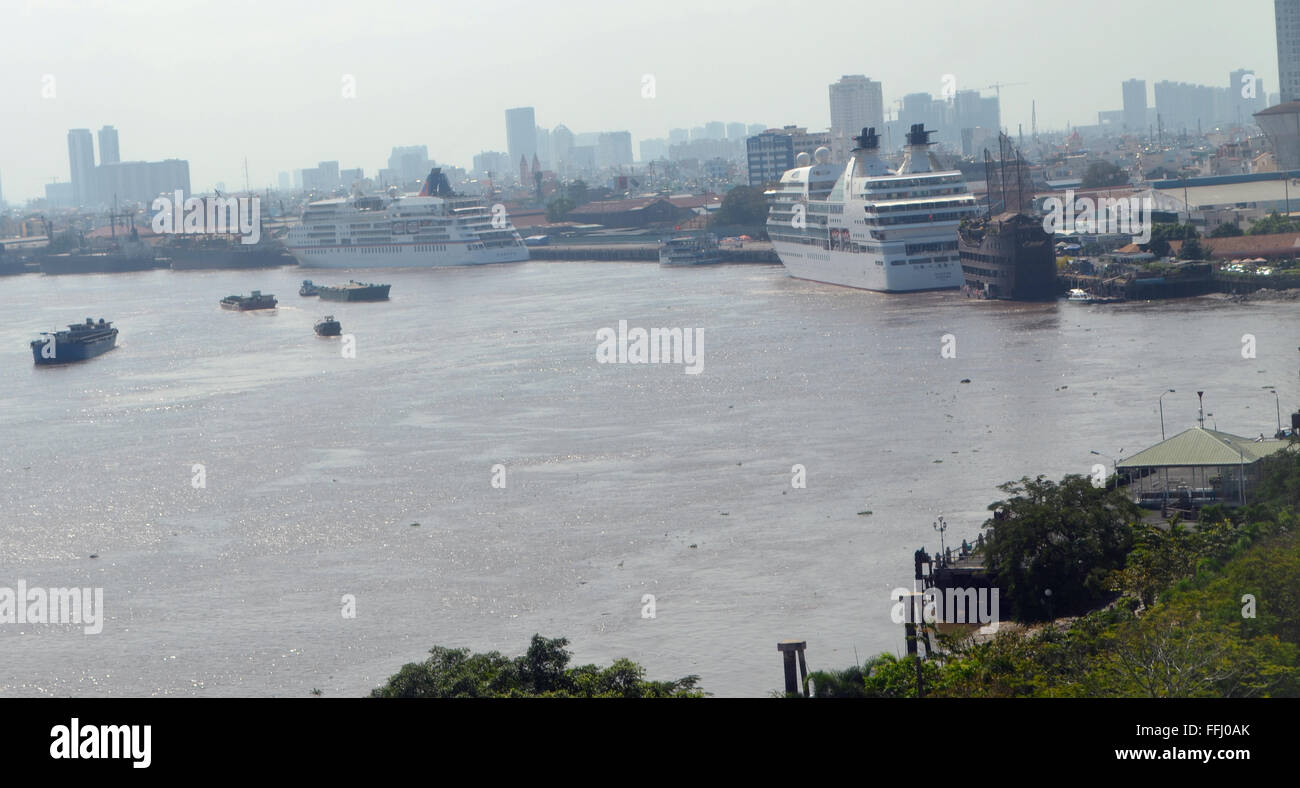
527 242 779 264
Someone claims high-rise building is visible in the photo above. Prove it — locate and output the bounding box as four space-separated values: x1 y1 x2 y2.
596 131 633 168
95 159 190 205
67 129 96 206
829 75 884 137
1122 79 1147 133
668 128 689 145
387 146 431 185
472 151 511 179
726 122 746 140
639 138 669 162
1229 68 1267 123
551 125 574 171
317 161 340 187
505 107 537 177
1277 0 1300 103
98 125 120 165
278 172 291 190
830 75 885 161
1154 81 1226 134
536 126 551 169
704 121 726 140
746 129 795 187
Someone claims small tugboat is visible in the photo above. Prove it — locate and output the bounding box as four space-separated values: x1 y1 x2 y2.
317 280 391 302
31 318 118 364
220 290 277 310
299 279 320 296
314 315 342 337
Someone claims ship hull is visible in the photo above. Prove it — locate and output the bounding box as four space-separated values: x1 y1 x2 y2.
318 284 390 302
168 247 294 270
31 334 117 364
773 242 962 293
290 242 528 269
40 255 160 275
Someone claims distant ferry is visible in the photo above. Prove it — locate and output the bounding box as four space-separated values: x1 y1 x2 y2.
766 125 978 292
659 234 722 266
31 318 118 364
299 279 320 296
285 168 529 269
220 290 277 310
317 280 390 301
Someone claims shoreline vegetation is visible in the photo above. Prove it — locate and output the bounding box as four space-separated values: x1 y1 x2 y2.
805 449 1300 698
366 446 1300 698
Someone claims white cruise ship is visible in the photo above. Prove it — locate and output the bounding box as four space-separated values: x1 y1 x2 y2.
285 168 529 268
766 125 978 292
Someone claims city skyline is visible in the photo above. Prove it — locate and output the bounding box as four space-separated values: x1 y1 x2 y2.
0 0 1280 202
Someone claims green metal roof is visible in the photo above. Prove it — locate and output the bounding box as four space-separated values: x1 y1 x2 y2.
1117 428 1290 469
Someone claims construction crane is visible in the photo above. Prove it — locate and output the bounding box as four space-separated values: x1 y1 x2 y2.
986 81 1027 101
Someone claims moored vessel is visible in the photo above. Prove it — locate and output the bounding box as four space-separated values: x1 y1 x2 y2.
766 126 978 292
299 279 320 296
659 234 722 266
285 168 529 269
30 318 118 364
164 236 293 270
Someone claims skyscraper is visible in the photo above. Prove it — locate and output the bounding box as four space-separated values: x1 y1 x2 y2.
1229 68 1267 122
829 75 884 137
1278 0 1300 103
98 125 120 165
505 107 537 178
67 128 95 206
1122 79 1147 133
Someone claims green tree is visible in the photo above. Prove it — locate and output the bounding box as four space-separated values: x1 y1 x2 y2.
370 634 705 697
711 185 769 227
1143 222 1198 257
1210 222 1243 237
1247 211 1300 235
1178 236 1205 259
1081 160 1129 188
546 196 574 223
982 475 1140 622
565 180 589 206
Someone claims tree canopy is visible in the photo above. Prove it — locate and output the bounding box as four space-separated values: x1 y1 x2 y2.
1081 160 1129 189
1247 211 1300 235
370 634 705 698
981 475 1140 622
710 185 769 227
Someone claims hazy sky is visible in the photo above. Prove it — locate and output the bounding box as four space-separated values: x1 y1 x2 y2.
0 0 1280 202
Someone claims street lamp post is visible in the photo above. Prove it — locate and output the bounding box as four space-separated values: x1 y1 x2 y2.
1159 389 1176 440
1264 386 1282 437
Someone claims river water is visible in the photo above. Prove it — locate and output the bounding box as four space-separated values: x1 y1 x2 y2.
0 261 1295 696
